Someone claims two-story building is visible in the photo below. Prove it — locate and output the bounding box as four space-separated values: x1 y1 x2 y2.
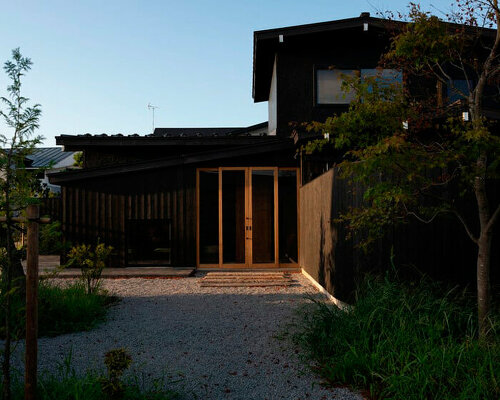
50 13 498 301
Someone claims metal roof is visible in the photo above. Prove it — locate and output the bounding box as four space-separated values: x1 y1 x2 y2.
26 147 75 168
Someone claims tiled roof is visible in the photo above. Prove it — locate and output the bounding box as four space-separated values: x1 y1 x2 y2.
152 122 268 137
152 127 240 137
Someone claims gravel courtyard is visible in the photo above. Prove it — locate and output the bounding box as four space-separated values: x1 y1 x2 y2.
13 274 362 400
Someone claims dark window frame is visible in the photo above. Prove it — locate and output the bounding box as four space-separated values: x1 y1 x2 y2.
313 65 403 107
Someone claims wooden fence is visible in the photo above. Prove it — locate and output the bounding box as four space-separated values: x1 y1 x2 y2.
299 168 500 302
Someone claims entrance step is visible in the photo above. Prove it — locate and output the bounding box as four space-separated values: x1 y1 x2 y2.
200 272 294 287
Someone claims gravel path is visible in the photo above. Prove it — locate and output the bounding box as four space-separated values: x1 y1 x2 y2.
12 274 362 400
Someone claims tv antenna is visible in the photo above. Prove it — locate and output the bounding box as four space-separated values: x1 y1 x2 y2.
147 103 159 133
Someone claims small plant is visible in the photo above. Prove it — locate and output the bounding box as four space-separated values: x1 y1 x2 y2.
99 348 133 400
67 241 113 294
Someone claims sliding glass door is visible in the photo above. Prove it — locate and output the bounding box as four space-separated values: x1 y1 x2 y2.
197 167 298 268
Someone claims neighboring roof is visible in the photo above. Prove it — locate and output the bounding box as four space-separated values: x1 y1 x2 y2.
56 122 270 151
49 138 293 184
26 147 75 168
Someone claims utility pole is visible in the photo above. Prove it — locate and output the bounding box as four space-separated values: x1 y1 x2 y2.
25 204 39 400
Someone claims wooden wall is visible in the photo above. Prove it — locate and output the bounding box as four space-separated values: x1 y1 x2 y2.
60 166 196 267
40 197 61 221
275 28 390 137
300 168 500 302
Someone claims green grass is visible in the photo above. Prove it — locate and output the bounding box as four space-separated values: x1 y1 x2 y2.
38 281 117 337
295 273 500 399
1 281 118 339
2 353 180 400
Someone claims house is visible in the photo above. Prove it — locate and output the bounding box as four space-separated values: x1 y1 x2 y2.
50 13 498 301
26 147 77 194
51 122 298 270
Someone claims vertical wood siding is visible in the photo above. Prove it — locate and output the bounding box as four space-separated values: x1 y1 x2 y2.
60 166 196 267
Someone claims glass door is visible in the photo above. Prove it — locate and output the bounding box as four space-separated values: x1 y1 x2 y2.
197 167 298 268
221 169 247 266
250 168 277 266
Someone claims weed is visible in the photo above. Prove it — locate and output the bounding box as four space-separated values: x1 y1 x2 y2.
295 274 500 399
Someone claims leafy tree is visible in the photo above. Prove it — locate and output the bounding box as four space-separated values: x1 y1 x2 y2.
0 48 42 399
306 1 499 339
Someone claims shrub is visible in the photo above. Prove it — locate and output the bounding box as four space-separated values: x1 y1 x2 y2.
295 274 500 399
67 241 113 294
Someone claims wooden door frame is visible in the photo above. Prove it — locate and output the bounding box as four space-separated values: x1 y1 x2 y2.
248 167 278 268
219 167 248 268
196 167 300 269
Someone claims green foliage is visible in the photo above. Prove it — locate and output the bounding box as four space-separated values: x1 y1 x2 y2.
39 221 64 255
305 73 408 154
386 9 457 70
0 350 180 399
0 48 44 397
99 349 133 400
0 48 43 216
306 61 500 248
37 281 116 336
73 151 83 167
0 281 116 338
295 274 500 399
67 241 113 294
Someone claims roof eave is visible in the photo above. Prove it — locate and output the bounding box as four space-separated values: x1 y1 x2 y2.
49 140 294 184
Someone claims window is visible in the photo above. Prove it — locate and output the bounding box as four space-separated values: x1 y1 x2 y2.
316 69 357 104
361 69 402 87
316 68 402 105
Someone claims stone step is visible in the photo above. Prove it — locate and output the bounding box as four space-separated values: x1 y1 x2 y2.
200 281 293 287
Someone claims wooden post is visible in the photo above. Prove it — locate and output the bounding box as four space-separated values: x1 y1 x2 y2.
25 204 39 400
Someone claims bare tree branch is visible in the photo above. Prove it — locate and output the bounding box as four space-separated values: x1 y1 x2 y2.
452 210 479 243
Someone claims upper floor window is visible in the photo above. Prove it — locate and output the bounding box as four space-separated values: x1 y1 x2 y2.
316 69 356 104
360 69 403 88
316 68 402 105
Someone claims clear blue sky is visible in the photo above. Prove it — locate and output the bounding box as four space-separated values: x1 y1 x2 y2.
0 0 454 145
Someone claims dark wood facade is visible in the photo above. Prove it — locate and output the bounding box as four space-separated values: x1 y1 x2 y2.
60 165 196 267
253 14 400 137
52 140 298 268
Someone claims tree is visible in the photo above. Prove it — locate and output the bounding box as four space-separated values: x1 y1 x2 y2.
306 1 499 339
0 48 42 399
